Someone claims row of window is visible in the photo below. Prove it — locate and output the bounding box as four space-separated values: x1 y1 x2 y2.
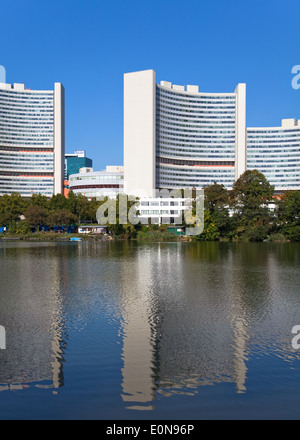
0 141 53 146
248 129 300 135
248 133 300 139
0 104 53 113
140 210 180 215
158 132 236 143
157 103 236 113
0 127 54 135
157 108 235 119
247 162 300 167
247 150 300 155
157 148 236 156
157 87 236 102
157 124 236 135
140 200 185 206
70 175 123 182
0 90 53 97
157 138 236 145
157 125 236 137
158 109 236 122
0 102 53 109
157 156 234 167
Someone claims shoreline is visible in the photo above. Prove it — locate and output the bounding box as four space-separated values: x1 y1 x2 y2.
0 233 291 243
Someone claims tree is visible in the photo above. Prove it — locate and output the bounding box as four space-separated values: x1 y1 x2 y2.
230 170 274 224
29 193 49 210
196 210 220 241
204 182 229 214
16 221 31 234
0 193 29 225
47 209 77 227
74 193 92 223
204 182 231 238
24 205 48 229
49 193 69 211
276 190 300 226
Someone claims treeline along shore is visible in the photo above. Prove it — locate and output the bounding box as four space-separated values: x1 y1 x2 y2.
0 170 300 242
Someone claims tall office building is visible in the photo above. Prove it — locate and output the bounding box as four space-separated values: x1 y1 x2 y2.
124 69 300 196
124 69 246 197
65 150 93 180
0 81 65 197
247 118 300 192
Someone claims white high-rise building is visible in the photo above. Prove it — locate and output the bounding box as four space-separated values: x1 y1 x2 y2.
247 118 300 192
124 69 300 196
0 81 65 197
124 69 246 197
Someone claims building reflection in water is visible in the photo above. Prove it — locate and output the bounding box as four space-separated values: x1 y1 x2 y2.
119 245 157 410
0 243 67 392
118 242 300 409
1 241 300 410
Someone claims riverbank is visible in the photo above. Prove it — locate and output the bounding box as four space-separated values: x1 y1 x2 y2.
0 231 291 243
0 232 107 242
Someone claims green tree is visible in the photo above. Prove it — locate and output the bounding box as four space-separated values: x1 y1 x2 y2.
75 194 92 223
29 193 50 210
24 205 48 229
49 193 69 211
204 182 231 237
196 210 220 241
230 170 274 219
0 193 29 225
16 221 31 234
276 190 300 226
47 209 77 228
204 182 229 214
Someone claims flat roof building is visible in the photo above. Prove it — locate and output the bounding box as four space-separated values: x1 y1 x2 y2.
247 119 300 192
124 69 246 197
69 166 124 200
65 150 93 180
0 81 65 197
124 69 300 196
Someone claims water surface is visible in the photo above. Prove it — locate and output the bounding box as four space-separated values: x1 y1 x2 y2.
0 240 300 419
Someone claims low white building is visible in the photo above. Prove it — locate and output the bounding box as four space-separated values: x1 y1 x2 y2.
69 166 124 200
137 197 192 225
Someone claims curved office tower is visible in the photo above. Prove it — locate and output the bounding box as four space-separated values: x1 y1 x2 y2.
0 82 65 197
247 119 300 192
124 70 246 197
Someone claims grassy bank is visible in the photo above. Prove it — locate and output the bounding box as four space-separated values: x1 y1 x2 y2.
0 232 104 241
0 230 291 243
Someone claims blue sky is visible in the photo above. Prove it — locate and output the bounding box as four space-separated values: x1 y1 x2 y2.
0 0 299 171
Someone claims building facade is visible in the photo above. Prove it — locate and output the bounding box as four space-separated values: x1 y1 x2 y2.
137 196 191 225
69 166 124 199
247 118 300 192
65 150 93 180
124 69 246 197
0 81 65 197
124 69 300 196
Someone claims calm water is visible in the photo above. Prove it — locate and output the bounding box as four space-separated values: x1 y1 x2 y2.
0 240 300 420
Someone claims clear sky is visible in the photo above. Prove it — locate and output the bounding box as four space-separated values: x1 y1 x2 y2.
0 0 299 171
